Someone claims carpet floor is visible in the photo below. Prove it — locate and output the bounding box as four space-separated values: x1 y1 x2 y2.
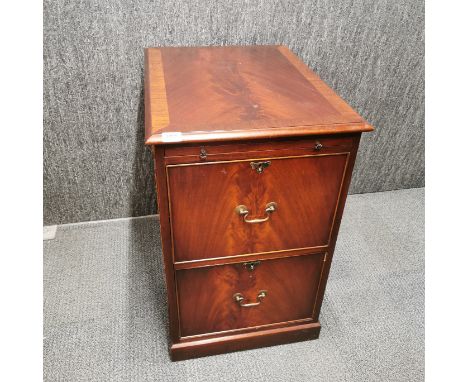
44 188 424 381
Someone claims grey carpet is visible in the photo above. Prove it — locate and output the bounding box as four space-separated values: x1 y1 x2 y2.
43 0 425 225
43 188 424 381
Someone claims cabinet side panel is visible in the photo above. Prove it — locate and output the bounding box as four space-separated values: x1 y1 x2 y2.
312 133 361 320
153 146 180 343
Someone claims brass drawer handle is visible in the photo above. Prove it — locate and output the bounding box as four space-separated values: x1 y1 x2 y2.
235 202 277 224
233 290 267 307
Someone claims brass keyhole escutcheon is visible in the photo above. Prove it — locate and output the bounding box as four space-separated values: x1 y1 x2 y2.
199 147 208 160
250 161 271 174
243 260 260 271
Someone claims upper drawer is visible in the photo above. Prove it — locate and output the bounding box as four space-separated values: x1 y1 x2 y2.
166 150 349 263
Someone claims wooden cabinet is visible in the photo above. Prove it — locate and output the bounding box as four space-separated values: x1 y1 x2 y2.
144 45 373 360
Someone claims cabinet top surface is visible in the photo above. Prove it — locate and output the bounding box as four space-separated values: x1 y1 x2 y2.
145 45 373 145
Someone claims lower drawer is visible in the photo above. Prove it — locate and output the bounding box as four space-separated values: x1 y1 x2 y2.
176 253 325 338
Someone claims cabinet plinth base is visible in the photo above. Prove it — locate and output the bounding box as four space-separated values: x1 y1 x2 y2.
170 321 321 361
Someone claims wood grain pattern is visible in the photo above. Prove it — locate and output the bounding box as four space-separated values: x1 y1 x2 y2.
167 152 348 262
277 46 371 128
176 253 325 337
145 45 373 145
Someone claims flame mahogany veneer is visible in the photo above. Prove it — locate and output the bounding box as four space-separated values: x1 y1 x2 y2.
144 45 373 361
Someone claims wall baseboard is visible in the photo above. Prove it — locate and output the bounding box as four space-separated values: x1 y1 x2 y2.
43 225 57 240
44 214 160 229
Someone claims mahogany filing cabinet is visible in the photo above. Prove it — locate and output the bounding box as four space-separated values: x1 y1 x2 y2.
144 45 373 361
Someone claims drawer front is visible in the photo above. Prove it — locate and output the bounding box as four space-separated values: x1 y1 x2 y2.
176 253 325 337
167 152 348 262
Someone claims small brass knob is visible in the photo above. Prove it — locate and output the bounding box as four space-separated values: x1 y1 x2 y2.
314 142 323 151
257 290 267 299
199 147 207 160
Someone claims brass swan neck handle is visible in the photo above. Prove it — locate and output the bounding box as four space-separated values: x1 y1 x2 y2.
235 202 277 224
233 290 267 307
